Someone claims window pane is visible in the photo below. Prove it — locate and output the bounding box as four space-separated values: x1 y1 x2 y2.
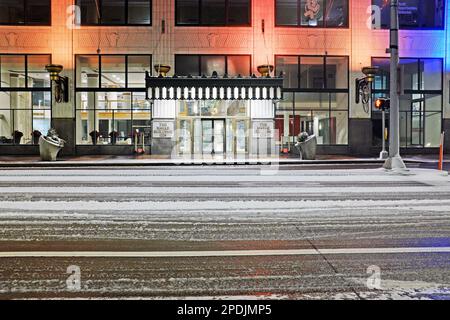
313 111 330 144
28 55 51 88
400 58 419 91
1 55 26 88
300 56 324 89
101 56 126 88
201 56 226 76
331 111 348 144
330 93 348 110
76 55 99 88
26 0 50 24
295 92 329 110
325 0 348 27
175 55 200 76
0 96 13 144
300 0 324 27
0 0 24 24
425 94 442 112
372 58 390 90
6 92 31 144
425 112 441 147
276 0 298 25
227 56 251 77
228 0 250 25
326 57 348 89
77 0 99 24
421 59 442 91
127 56 151 88
128 0 151 24
202 0 226 25
33 109 51 138
275 56 298 88
102 0 125 24
176 0 199 25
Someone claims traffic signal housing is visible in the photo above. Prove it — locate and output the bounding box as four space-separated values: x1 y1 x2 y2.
375 98 390 111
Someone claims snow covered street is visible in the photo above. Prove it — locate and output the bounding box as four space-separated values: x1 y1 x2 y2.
0 166 449 299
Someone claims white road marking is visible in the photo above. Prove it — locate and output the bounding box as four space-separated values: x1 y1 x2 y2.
0 247 450 258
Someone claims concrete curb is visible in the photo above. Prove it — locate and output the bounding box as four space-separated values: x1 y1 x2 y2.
0 158 434 168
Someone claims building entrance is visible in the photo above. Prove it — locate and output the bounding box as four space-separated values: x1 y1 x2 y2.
202 119 225 154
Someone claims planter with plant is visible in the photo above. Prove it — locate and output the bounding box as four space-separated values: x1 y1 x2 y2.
109 131 119 145
89 130 100 145
32 130 42 145
13 130 23 145
294 132 317 160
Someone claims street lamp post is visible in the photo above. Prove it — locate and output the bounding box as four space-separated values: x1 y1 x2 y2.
383 0 407 171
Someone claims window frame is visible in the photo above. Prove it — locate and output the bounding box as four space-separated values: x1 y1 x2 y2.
76 0 152 26
275 54 350 91
174 54 252 76
0 53 52 146
371 56 444 149
175 0 252 27
0 0 52 26
74 54 152 146
274 0 349 29
275 54 350 146
75 54 152 89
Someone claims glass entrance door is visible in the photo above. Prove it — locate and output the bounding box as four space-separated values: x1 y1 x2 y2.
202 119 225 154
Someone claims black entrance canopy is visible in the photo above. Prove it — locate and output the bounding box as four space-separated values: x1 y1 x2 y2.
145 72 284 101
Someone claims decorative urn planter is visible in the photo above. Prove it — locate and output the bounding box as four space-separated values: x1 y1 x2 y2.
294 132 317 160
154 64 171 77
257 65 274 77
39 128 65 161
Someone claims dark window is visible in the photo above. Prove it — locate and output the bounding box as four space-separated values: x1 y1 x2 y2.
78 0 99 24
276 55 348 89
228 0 250 25
276 0 298 26
175 55 251 76
0 0 50 25
128 0 152 24
202 0 226 25
372 0 445 29
176 0 200 24
101 0 126 25
76 0 152 25
175 0 250 26
275 0 348 27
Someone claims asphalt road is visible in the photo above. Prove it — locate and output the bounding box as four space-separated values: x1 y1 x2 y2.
0 165 449 300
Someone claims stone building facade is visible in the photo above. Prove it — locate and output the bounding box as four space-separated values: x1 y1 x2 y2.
0 0 448 156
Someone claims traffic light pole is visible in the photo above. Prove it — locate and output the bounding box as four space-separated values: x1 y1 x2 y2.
384 0 407 171
380 109 388 159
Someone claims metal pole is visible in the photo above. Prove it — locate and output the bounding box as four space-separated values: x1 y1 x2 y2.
380 109 388 159
384 0 407 171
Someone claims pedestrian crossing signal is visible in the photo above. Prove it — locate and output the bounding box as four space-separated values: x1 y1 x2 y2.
375 98 390 111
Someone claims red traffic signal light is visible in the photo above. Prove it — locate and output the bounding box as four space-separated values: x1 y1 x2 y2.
375 98 390 110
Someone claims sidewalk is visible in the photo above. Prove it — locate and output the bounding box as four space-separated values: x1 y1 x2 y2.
0 154 446 168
